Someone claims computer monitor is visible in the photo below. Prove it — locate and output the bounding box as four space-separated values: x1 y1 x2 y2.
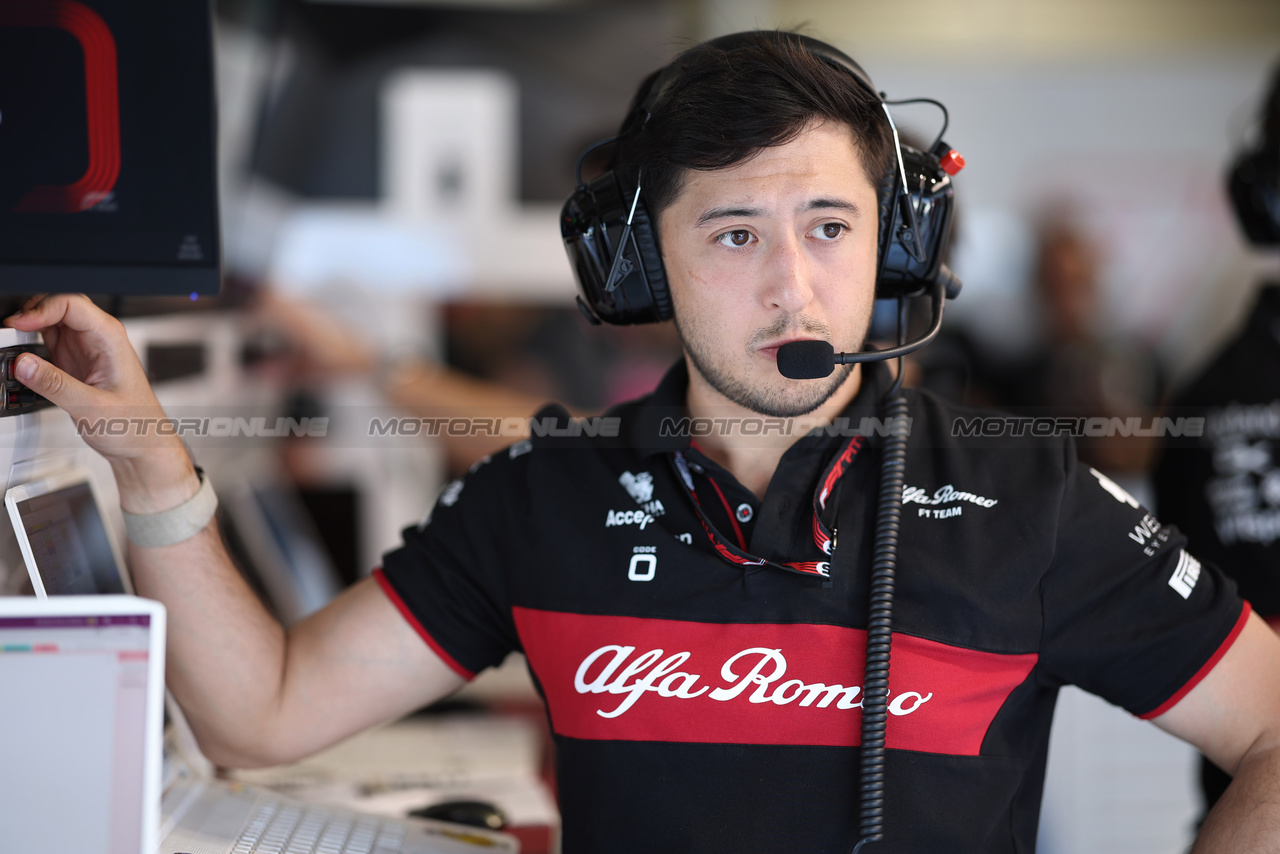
0 0 220 295
215 468 343 626
0 594 167 854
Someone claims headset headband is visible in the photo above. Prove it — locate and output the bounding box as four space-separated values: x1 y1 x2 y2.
1228 59 1280 247
560 30 963 327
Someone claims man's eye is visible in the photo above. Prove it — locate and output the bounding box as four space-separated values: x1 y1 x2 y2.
718 230 753 248
814 223 845 240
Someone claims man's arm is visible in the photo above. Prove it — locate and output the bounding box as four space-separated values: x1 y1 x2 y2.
4 294 464 767
251 290 564 468
1153 611 1280 851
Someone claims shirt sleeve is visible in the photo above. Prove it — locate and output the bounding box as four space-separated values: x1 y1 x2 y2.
376 446 531 679
1039 445 1248 718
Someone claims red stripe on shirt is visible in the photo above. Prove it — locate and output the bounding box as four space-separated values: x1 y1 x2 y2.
372 568 475 680
1139 601 1251 721
513 606 1038 755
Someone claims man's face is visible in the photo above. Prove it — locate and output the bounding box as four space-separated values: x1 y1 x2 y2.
657 121 880 417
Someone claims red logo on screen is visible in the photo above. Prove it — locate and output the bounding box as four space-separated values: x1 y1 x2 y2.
513 608 1039 756
0 1 120 213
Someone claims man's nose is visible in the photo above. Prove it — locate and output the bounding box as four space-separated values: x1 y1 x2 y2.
764 233 815 314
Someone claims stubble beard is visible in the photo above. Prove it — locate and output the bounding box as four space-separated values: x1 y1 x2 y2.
674 314 860 418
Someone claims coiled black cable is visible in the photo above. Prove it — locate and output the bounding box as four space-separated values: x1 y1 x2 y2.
852 298 913 853
853 391 909 852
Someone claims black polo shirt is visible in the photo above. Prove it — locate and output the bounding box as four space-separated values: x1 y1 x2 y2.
378 360 1245 854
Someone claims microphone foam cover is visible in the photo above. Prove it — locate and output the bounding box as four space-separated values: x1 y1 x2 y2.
776 340 835 379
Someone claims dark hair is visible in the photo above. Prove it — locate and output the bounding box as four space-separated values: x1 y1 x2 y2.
612 31 896 222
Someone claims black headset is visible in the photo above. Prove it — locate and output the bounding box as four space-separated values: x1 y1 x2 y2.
1228 60 1280 247
561 31 965 327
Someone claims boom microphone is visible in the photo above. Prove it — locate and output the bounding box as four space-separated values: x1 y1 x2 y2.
776 272 957 379
776 340 836 379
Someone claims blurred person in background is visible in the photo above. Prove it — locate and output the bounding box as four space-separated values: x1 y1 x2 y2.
1153 57 1280 823
994 213 1165 474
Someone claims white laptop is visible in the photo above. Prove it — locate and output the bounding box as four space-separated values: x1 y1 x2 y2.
5 467 131 597
6 464 343 625
0 594 167 854
4 471 520 853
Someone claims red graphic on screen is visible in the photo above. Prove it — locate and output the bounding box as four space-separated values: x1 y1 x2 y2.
0 1 120 213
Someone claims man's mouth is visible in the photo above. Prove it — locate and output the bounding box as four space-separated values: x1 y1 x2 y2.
757 337 822 361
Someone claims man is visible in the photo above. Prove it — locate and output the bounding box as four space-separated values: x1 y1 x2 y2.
995 215 1164 473
8 31 1280 853
1153 58 1280 819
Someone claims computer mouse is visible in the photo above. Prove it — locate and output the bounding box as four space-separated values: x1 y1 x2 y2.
407 799 508 830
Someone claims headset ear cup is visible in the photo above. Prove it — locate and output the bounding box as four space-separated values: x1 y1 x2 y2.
1228 149 1280 246
627 197 672 320
561 170 670 325
874 146 957 300
875 167 900 298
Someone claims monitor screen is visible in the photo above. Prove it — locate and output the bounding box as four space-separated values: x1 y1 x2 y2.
0 0 220 295
214 477 342 625
0 609 156 854
15 480 126 595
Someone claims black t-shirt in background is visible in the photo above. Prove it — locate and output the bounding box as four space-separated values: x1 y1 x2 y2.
1154 281 1280 811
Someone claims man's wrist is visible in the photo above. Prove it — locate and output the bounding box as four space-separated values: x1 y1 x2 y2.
109 444 202 515
123 467 217 548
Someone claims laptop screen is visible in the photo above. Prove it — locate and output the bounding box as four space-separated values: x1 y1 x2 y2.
0 604 161 854
13 479 127 595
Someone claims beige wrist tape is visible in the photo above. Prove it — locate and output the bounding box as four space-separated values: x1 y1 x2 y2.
122 468 217 548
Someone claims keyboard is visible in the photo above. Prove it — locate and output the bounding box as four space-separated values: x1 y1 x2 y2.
232 800 405 854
